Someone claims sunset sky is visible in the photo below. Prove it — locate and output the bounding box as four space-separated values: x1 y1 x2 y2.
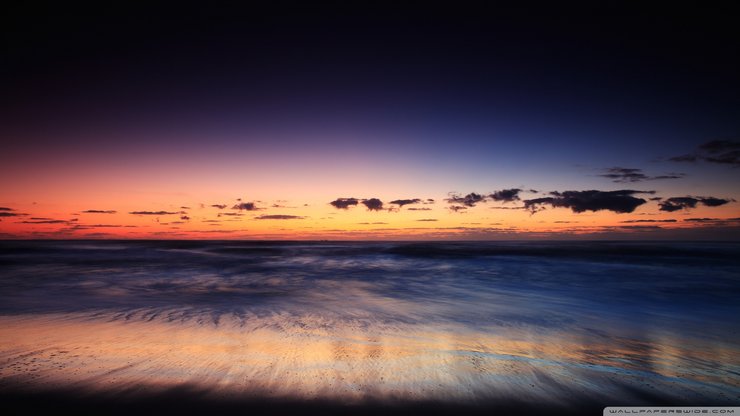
2 4 738 240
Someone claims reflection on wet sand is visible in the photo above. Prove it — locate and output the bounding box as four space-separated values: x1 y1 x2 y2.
1 311 737 406
1 241 739 411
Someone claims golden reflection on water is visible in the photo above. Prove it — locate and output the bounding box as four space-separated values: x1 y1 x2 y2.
0 313 737 404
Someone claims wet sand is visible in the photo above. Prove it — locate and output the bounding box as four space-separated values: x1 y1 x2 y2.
1 241 739 414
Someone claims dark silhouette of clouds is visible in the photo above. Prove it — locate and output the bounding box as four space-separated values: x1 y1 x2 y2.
129 211 183 215
362 198 384 211
0 207 26 218
0 212 23 217
232 202 261 211
684 217 740 223
523 190 651 214
20 219 69 224
416 219 438 222
389 198 421 207
407 207 432 211
490 188 522 202
82 210 117 214
658 196 733 212
180 215 190 220
670 140 740 166
599 167 685 183
449 205 468 212
211 204 227 209
446 192 485 207
255 215 305 220
621 219 677 223
329 198 359 209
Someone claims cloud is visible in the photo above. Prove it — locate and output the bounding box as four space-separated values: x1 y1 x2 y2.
449 205 468 212
362 198 384 211
523 190 651 214
180 206 191 209
82 210 117 214
232 202 261 211
658 196 733 212
211 204 227 209
407 207 432 211
416 218 438 222
180 215 190 220
599 167 685 183
129 211 183 215
446 192 486 207
670 140 740 166
489 188 522 202
0 207 27 218
0 212 24 217
254 215 305 220
329 198 359 209
684 217 740 223
20 219 69 224
620 219 678 223
389 198 421 207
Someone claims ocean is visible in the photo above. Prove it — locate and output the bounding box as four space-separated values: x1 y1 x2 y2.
0 240 738 414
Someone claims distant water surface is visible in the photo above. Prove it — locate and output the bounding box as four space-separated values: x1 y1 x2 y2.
0 240 738 411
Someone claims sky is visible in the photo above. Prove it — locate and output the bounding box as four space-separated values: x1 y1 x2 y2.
1 3 739 240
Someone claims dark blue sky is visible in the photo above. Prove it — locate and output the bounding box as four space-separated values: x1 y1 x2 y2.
1 3 738 239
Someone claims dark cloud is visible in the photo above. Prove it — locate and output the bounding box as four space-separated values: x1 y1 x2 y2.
658 196 733 212
621 219 677 223
255 215 305 220
416 219 438 222
362 198 384 211
219 212 243 217
0 212 24 217
407 207 432 211
449 205 468 212
670 140 740 166
129 211 182 215
357 222 388 225
684 217 740 223
180 206 191 209
180 215 190 220
489 188 522 202
599 167 685 183
523 190 651 214
490 206 525 210
446 192 486 207
329 198 359 209
232 202 261 211
0 208 27 218
82 210 117 214
211 204 227 209
425 199 435 204
389 198 421 207
20 219 69 224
